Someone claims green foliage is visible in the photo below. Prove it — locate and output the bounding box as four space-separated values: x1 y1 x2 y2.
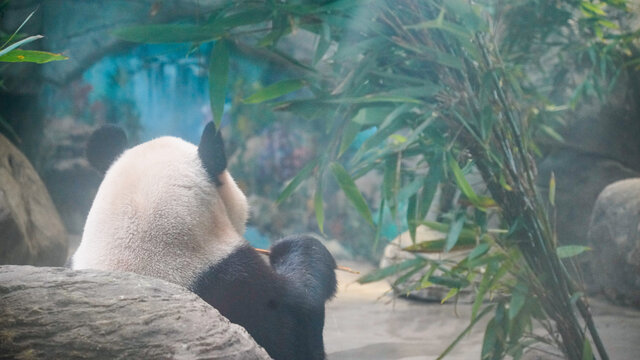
0 10 68 64
114 0 639 358
557 245 591 259
329 162 374 226
0 48 67 63
243 79 306 104
209 40 230 127
0 7 68 145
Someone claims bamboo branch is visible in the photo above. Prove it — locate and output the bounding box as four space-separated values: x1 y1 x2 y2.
253 248 360 274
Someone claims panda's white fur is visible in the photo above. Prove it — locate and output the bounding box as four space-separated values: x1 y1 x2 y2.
71 123 337 360
73 136 247 287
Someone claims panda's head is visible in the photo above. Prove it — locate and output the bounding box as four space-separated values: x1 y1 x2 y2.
73 123 337 360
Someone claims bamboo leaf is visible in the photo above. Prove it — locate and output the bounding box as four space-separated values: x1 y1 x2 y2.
556 245 591 259
372 197 385 255
330 162 374 226
351 105 394 126
404 45 464 69
540 124 564 142
316 0 364 13
445 212 466 253
393 262 427 288
570 292 584 305
419 220 451 233
581 2 606 16
447 154 489 208
357 257 425 284
0 49 67 63
419 263 439 288
333 37 386 61
418 159 442 220
113 24 220 43
418 221 481 244
447 154 477 202
407 194 418 242
468 243 490 261
509 283 528 320
582 337 594 360
315 181 325 234
258 14 289 47
441 288 460 303
209 40 229 128
428 275 469 289
385 85 442 98
351 104 411 163
1 9 37 50
472 258 511 321
482 318 499 360
113 9 272 44
276 158 318 205
549 172 556 207
339 111 364 157
397 177 425 204
313 22 331 65
0 35 43 57
406 18 471 43
383 154 399 217
215 8 272 29
243 79 306 104
324 95 423 105
443 0 487 32
402 230 481 253
499 173 513 191
597 19 618 30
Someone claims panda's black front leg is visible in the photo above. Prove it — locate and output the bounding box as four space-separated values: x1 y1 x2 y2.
268 235 337 360
269 235 338 307
190 237 336 360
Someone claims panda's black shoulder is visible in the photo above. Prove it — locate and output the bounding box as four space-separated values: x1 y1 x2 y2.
189 244 278 301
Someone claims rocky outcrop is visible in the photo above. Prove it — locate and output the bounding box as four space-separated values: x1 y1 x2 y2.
0 265 272 360
0 134 68 265
538 150 638 246
587 178 640 308
537 71 640 246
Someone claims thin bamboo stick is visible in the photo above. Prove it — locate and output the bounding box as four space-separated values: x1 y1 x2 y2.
253 248 360 274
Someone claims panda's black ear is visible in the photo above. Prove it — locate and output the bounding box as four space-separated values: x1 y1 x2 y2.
198 122 227 183
269 235 337 308
86 124 127 174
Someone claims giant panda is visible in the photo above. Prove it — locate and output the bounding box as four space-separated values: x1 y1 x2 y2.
71 122 337 360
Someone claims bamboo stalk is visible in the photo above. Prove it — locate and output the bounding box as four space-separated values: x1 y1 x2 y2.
471 32 608 360
253 247 360 274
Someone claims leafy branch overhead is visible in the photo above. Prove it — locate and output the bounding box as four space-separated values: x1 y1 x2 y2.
112 0 638 359
0 10 68 64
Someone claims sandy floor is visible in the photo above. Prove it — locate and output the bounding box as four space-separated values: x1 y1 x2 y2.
324 261 640 360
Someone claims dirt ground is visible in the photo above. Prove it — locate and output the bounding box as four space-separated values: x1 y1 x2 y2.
324 261 640 360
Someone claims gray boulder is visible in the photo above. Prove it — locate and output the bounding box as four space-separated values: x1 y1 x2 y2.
537 150 638 245
536 70 640 247
587 178 640 308
0 265 272 360
0 133 68 265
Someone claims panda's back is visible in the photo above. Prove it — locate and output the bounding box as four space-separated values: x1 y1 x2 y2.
72 136 245 287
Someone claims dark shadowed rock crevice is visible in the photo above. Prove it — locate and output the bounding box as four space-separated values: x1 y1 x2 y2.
0 265 272 360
